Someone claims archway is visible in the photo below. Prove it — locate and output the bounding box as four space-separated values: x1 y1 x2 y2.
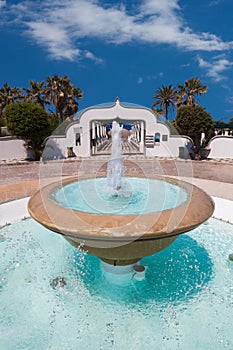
90 119 145 156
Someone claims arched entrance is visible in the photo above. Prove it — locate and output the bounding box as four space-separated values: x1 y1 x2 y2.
42 98 192 160
90 119 145 156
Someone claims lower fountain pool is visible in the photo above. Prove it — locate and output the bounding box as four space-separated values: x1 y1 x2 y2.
0 217 233 349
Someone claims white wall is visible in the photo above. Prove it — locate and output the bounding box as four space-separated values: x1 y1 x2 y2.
0 137 28 161
208 136 233 159
148 136 193 158
0 99 210 161
42 136 69 159
42 100 194 159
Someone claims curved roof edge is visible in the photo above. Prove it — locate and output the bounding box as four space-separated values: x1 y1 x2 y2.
52 98 162 136
74 97 154 120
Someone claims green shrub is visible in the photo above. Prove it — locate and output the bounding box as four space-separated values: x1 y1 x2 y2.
176 106 214 150
5 102 51 159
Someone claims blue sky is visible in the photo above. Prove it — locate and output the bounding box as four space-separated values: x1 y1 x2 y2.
1 0 233 121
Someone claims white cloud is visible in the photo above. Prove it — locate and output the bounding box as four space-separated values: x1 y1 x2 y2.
26 22 80 60
146 74 159 81
197 55 233 82
208 0 222 6
137 73 163 84
227 96 233 104
0 0 6 7
84 51 104 64
137 77 143 84
3 0 233 62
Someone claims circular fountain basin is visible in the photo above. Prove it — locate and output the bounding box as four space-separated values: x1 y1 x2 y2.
28 175 214 266
51 177 188 215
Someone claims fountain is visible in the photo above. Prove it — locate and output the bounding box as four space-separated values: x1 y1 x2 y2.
28 121 214 278
107 121 124 192
1 117 232 348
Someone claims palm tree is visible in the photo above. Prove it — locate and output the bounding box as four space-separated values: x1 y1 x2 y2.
64 94 78 118
23 80 47 108
152 107 164 120
44 75 66 123
44 75 83 123
0 83 23 118
152 85 177 121
176 77 207 107
63 85 83 119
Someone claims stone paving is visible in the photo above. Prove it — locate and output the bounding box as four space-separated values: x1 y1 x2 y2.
96 140 140 155
0 157 233 204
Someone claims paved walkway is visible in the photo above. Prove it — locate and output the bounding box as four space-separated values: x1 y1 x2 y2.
96 140 140 155
0 158 233 203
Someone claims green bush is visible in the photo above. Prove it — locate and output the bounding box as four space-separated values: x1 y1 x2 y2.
5 102 51 159
176 106 214 150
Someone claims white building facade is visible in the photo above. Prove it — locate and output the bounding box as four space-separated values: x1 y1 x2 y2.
42 99 193 160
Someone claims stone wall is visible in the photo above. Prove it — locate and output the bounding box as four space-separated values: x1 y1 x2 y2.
0 137 28 161
208 136 233 159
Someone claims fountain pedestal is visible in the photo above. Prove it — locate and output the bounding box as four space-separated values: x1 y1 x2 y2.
101 260 135 274
66 233 176 266
101 261 146 283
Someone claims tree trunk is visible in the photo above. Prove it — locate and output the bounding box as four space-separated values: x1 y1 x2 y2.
193 133 201 160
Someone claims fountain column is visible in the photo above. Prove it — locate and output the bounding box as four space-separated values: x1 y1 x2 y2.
107 121 124 191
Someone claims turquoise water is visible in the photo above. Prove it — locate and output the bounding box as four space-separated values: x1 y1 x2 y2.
0 218 233 349
52 177 188 214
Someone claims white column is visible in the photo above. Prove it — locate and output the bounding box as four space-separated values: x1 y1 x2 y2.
92 121 96 154
137 123 140 142
96 123 100 139
92 121 95 139
132 124 136 139
140 121 144 152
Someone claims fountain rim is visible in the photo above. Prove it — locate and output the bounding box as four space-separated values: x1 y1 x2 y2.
28 174 215 241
